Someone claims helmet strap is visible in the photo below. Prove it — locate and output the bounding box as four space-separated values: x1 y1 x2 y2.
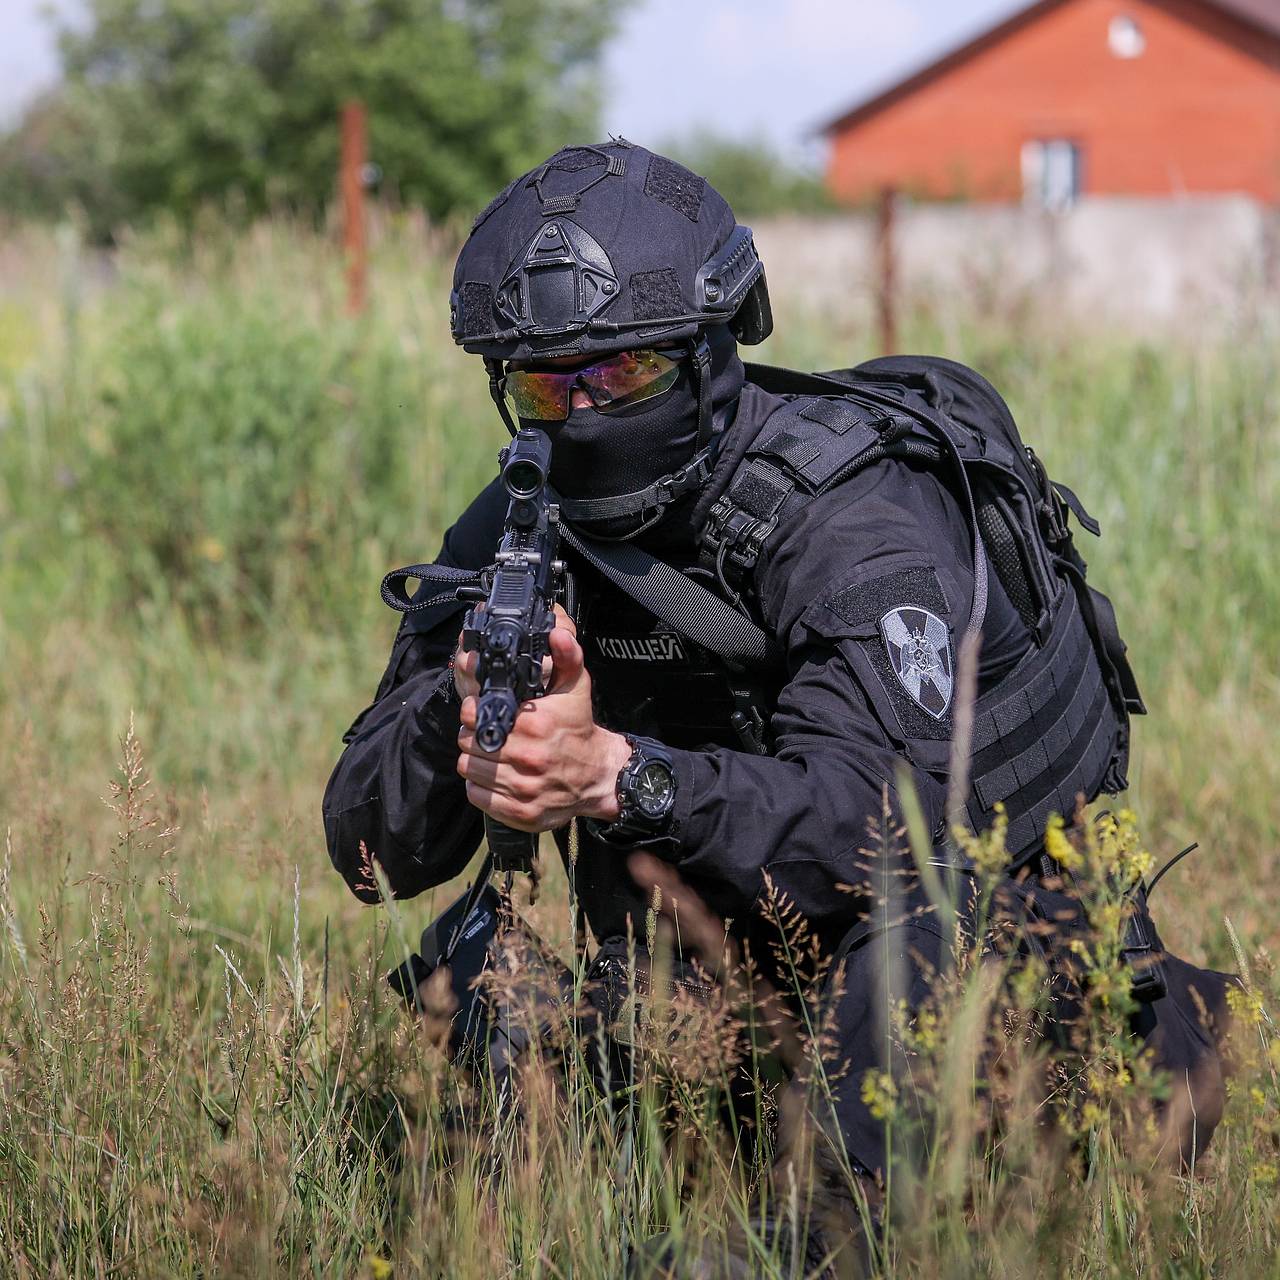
690 333 714 453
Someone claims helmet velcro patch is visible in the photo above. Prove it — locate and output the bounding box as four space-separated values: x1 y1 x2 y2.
630 268 683 321
549 148 608 172
459 283 494 338
643 154 704 222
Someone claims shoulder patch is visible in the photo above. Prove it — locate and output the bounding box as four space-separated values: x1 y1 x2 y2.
824 565 955 742
880 607 953 720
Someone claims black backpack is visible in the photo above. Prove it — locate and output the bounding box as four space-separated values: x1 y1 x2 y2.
702 355 1146 863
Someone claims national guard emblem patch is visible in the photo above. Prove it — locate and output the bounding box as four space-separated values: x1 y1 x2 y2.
879 607 954 720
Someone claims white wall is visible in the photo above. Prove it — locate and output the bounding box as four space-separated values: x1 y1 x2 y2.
753 196 1280 335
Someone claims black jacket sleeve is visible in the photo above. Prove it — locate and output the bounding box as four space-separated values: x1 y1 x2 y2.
661 456 1027 941
322 480 506 902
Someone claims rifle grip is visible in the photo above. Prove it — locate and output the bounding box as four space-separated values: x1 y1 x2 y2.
484 814 536 875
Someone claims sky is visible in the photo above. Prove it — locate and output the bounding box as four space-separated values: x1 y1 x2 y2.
0 0 1018 152
602 0 1016 158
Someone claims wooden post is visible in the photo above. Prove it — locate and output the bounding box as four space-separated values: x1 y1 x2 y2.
876 185 897 355
341 101 368 316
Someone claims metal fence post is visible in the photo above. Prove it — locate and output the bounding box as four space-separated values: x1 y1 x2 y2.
876 185 897 355
341 101 368 316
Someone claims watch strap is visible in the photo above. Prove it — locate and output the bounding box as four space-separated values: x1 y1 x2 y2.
597 734 677 841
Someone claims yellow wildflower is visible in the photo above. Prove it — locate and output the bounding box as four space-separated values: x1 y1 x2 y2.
1044 814 1083 871
897 1003 940 1053
1227 983 1265 1026
1091 901 1124 938
1122 847 1155 884
860 1070 898 1121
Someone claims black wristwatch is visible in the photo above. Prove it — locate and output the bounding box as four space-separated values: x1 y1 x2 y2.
596 735 677 841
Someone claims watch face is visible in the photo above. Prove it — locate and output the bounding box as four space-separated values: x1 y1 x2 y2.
634 760 675 818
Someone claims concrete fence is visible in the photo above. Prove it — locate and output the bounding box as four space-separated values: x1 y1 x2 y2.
753 196 1280 335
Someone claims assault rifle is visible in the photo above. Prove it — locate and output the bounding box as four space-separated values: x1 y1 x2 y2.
456 427 570 876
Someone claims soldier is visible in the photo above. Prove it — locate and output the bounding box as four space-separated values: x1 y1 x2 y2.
323 141 1233 1276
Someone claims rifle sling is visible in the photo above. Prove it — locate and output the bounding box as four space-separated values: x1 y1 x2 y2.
380 525 781 670
555 522 780 669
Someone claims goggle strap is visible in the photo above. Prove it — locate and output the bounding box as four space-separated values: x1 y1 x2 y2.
486 357 519 436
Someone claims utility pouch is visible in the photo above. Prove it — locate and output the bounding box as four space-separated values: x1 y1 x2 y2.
587 937 720 1047
389 877 577 1077
388 880 504 1061
1022 861 1167 1006
1120 885 1168 1004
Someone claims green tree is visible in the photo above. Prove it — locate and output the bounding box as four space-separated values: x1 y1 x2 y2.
1 0 621 237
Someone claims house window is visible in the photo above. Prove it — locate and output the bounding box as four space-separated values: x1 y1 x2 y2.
1022 139 1083 211
1108 14 1146 58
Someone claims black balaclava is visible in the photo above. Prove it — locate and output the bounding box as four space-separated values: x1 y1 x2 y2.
526 324 745 544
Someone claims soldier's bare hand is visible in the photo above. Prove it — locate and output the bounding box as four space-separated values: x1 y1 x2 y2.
452 630 481 702
453 604 575 703
455 612 629 832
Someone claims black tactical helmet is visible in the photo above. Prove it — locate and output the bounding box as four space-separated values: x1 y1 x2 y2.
450 139 772 364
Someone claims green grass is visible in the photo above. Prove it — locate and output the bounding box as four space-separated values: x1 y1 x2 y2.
0 218 1277 1276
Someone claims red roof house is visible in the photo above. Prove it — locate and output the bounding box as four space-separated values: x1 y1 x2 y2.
822 0 1280 207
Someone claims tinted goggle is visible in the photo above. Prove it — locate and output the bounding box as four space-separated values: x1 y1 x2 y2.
504 349 681 422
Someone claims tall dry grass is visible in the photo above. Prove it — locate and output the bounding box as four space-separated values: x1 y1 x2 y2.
0 216 1277 1275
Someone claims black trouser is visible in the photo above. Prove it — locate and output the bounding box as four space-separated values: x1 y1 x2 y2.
416 872 1234 1186
808 914 952 1180
803 874 1236 1182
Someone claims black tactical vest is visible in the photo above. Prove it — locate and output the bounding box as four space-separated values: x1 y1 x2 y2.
686 356 1145 868
579 571 781 756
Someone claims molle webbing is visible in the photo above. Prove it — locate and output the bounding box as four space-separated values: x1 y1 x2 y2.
700 395 945 588
965 587 1122 864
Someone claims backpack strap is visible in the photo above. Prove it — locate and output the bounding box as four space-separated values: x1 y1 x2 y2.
724 364 991 638
743 363 868 399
